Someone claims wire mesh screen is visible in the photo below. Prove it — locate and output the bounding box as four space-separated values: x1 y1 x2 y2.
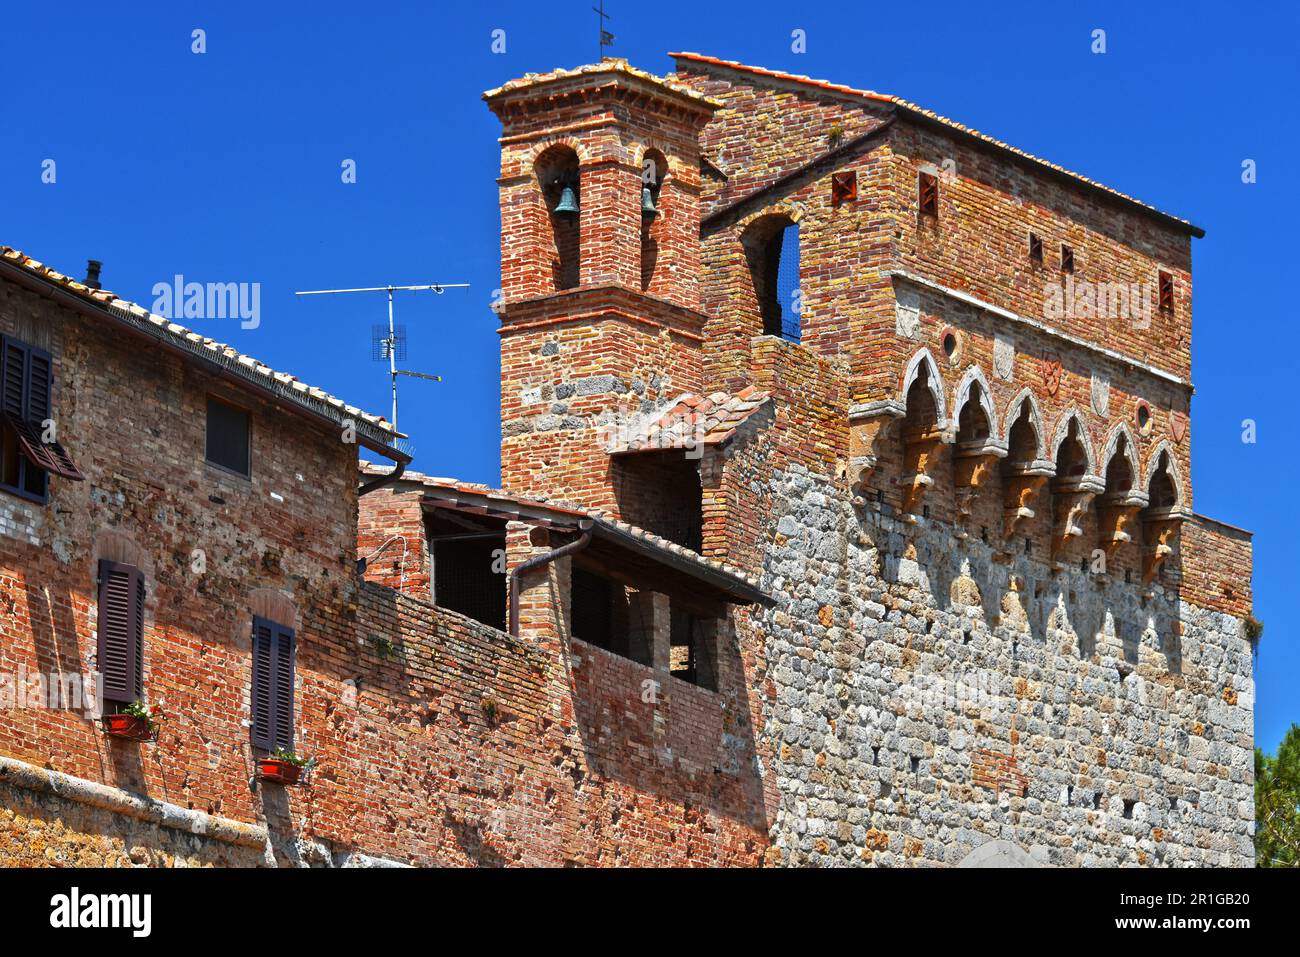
775 224 801 343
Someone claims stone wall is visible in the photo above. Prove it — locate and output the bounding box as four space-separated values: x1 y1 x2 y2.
756 462 1254 866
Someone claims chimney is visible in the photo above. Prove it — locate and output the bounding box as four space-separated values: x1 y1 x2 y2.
84 259 102 290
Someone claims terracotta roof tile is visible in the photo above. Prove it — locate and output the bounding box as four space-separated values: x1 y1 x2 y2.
606 390 773 455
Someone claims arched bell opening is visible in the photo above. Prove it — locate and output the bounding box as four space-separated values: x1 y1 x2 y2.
640 148 668 293
536 145 581 291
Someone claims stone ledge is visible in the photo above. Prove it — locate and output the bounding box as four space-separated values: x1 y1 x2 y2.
0 754 267 850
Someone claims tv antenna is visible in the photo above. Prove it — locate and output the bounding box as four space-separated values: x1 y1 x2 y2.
594 0 614 60
295 282 469 434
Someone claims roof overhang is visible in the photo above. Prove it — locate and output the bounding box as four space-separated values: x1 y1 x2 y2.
0 255 409 463
419 485 773 610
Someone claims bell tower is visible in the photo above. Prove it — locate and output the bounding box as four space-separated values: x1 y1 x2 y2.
484 61 719 509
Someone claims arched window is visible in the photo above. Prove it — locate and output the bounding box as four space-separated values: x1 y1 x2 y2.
1004 399 1040 466
1148 450 1178 509
955 381 992 444
535 145 580 291
742 215 801 342
1104 433 1134 494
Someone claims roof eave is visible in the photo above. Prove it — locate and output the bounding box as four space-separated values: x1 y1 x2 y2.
0 257 410 463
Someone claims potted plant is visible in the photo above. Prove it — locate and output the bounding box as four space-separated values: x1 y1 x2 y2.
101 700 163 742
257 747 312 786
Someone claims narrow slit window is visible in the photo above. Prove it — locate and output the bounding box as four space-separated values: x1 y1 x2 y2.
918 172 939 217
1060 244 1075 274
1028 232 1043 264
1158 270 1174 312
206 397 251 477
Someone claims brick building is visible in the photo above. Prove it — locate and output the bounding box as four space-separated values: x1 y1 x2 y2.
0 53 1254 867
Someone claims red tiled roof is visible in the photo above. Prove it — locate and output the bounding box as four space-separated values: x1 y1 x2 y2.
607 388 772 455
670 53 1204 238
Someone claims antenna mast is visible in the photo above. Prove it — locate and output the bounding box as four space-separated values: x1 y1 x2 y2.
295 282 469 434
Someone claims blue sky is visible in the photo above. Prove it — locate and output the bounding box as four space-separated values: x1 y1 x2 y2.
3 2 1294 751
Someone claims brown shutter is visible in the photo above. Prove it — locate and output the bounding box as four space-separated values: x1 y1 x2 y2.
250 619 275 751
251 618 295 751
273 625 295 752
1 338 24 418
97 560 144 705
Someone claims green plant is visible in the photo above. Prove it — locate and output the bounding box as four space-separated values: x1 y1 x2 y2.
1244 614 1264 645
268 747 312 768
121 700 165 735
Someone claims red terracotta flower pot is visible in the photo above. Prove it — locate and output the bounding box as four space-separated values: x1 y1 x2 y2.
257 758 303 785
102 713 153 742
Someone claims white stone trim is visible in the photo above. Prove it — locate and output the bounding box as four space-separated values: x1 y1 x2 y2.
902 347 949 428
1001 387 1048 460
954 364 998 437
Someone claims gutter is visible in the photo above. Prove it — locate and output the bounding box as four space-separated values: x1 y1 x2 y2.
508 523 594 637
358 460 407 497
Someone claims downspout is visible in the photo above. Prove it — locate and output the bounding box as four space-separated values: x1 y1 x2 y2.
508 521 593 638
358 460 406 497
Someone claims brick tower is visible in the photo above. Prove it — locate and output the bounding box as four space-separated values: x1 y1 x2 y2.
484 62 719 516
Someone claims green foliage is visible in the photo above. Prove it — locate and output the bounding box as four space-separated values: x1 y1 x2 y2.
1256 724 1300 867
269 747 312 768
121 700 165 734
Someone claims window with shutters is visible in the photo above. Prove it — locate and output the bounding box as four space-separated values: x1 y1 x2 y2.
0 334 83 503
250 617 296 753
96 560 145 708
206 396 251 477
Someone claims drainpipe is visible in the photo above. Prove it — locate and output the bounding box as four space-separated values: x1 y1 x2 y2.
508 521 593 638
358 459 406 497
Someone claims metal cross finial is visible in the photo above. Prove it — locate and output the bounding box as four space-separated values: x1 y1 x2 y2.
594 0 614 60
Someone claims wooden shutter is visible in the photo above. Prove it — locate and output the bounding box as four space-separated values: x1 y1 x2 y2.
1 338 24 418
97 560 144 704
0 336 81 482
251 617 295 752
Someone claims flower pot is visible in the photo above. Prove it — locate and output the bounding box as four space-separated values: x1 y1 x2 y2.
257 758 303 786
102 713 153 742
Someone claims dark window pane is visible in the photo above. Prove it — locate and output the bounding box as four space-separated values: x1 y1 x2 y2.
206 398 250 475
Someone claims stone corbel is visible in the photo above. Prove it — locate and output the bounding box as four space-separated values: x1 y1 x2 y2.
1140 505 1190 583
899 424 950 518
848 399 905 507
1096 489 1150 559
953 437 1008 518
1002 459 1055 541
1050 474 1105 560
